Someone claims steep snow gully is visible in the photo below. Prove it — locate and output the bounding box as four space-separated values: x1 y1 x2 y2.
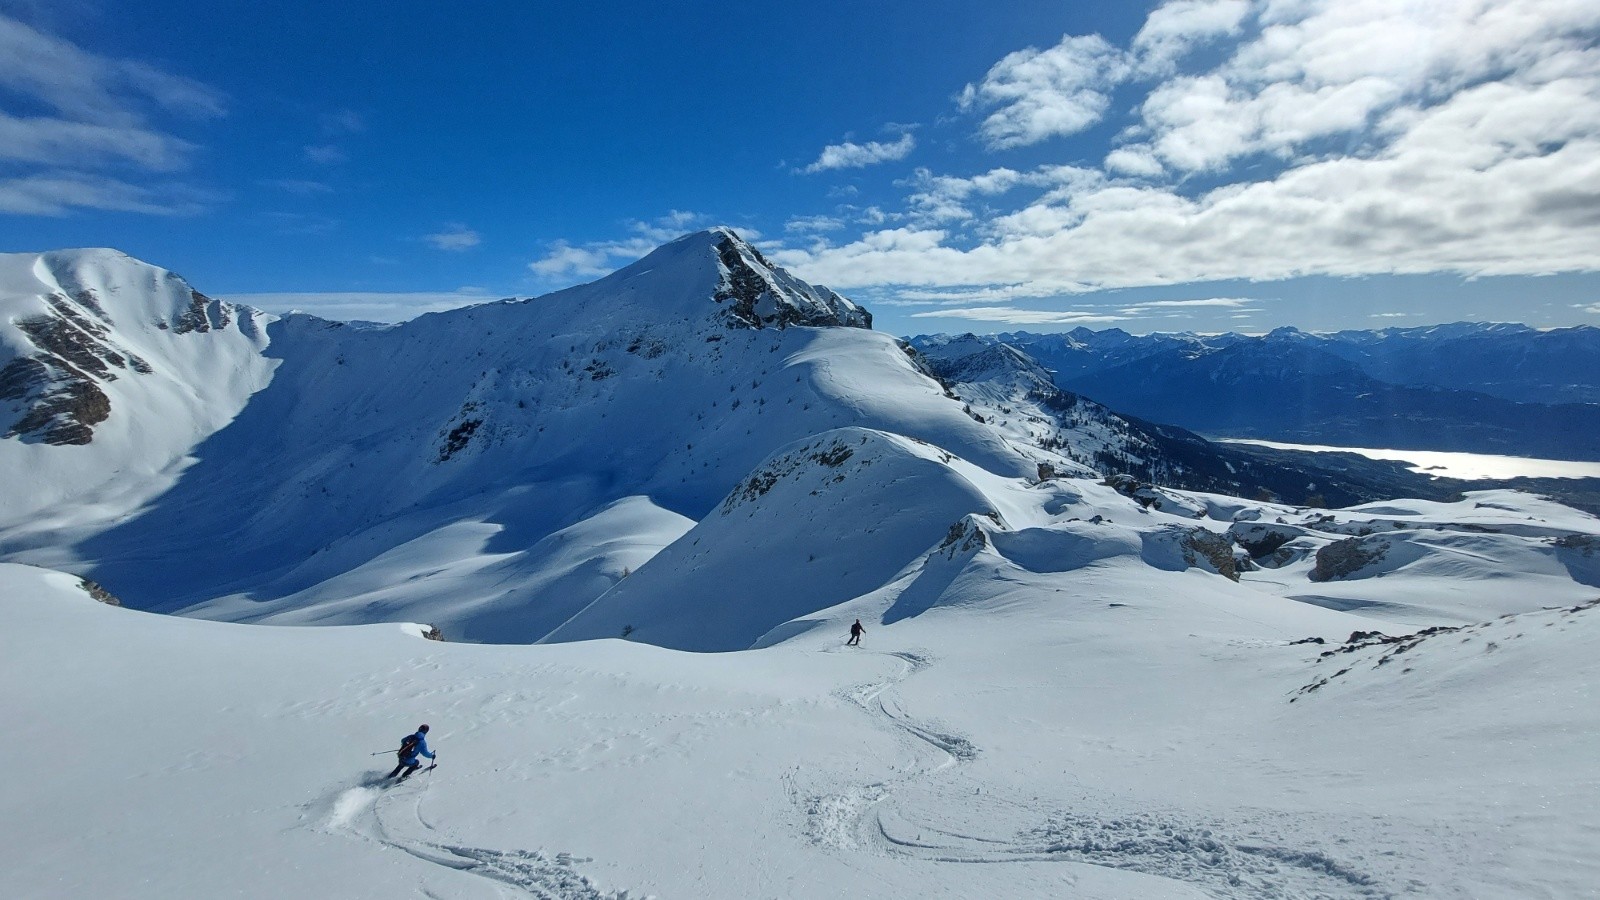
793 647 1399 900
311 774 641 900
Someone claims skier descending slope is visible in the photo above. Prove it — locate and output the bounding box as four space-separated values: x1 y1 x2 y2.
387 724 436 781
847 619 865 646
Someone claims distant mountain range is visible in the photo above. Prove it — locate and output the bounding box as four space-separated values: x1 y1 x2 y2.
911 324 1600 460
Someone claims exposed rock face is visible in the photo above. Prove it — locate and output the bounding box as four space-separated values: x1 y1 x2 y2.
1180 527 1240 581
2 258 261 446
722 434 858 512
1 290 134 445
171 289 234 335
77 577 121 606
1310 536 1391 582
712 233 871 331
1229 522 1304 559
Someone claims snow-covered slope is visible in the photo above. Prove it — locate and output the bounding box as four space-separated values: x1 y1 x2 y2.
545 427 1005 650
8 515 1598 898
0 249 274 542
5 233 1598 653
0 231 1061 642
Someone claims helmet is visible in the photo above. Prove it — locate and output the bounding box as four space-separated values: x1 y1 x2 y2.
418 724 430 733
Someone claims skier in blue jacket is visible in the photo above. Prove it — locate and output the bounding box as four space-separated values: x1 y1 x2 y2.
387 724 435 781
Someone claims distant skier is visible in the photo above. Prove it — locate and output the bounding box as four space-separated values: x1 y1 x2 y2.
387 724 436 781
847 619 864 646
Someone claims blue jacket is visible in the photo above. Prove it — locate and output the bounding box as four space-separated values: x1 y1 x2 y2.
402 731 435 763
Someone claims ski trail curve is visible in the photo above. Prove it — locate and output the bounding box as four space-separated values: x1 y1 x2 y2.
794 649 977 855
800 648 1398 899
310 775 644 899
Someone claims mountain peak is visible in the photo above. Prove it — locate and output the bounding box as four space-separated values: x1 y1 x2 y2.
585 228 871 332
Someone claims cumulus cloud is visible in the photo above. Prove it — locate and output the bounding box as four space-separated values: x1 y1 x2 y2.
529 211 726 282
901 165 1098 224
958 34 1132 149
424 224 481 251
1103 146 1165 177
1133 0 1251 73
0 13 225 215
802 133 916 173
1139 0 1600 174
528 240 639 280
771 0 1600 303
629 210 710 241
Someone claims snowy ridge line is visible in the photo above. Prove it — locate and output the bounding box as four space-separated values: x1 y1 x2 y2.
310 773 647 899
804 647 1394 898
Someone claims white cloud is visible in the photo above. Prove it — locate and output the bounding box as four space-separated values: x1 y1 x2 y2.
620 210 723 242
958 34 1132 149
1123 297 1258 309
909 306 1128 325
1133 0 1252 73
1139 0 1600 173
528 240 635 280
771 0 1600 299
220 289 491 323
785 215 845 234
0 173 216 216
1577 303 1600 314
0 110 195 170
0 13 225 216
0 15 225 124
1103 146 1165 177
888 284 1045 304
902 165 1095 224
802 133 916 173
528 212 732 282
424 224 481 251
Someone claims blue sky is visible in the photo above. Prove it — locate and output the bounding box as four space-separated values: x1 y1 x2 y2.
1 0 1597 335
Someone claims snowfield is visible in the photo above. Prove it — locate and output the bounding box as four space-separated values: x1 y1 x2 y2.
4 231 1600 898
5 522 1598 899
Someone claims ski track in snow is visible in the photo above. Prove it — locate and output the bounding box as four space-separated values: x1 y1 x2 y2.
311 773 644 899
802 647 1407 899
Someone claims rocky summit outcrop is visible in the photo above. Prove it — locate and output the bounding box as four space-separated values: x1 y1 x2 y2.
710 229 871 331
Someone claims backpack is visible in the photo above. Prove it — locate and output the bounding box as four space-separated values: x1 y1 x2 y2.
398 733 420 761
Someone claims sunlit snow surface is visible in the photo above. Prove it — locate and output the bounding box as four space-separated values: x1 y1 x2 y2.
5 237 1600 898
1221 439 1600 480
6 525 1599 899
